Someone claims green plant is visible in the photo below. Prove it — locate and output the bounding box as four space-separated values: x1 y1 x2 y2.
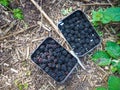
61 7 73 16
14 79 28 90
96 75 120 90
92 7 120 26
92 41 120 73
0 0 24 20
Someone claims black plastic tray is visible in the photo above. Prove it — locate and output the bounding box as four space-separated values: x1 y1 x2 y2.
58 10 101 57
31 37 78 83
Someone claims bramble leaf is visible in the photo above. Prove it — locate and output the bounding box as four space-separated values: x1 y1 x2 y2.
97 58 111 66
96 87 107 90
0 0 9 7
92 51 110 62
13 8 24 20
92 7 120 25
105 41 120 59
108 75 120 90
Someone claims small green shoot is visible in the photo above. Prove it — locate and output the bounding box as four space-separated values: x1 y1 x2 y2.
96 75 120 90
0 0 24 20
92 41 120 73
0 0 9 7
12 8 24 20
61 7 73 16
92 7 120 26
14 79 28 90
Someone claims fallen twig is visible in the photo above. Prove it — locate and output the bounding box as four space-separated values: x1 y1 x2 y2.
30 0 65 39
0 25 37 41
81 3 115 6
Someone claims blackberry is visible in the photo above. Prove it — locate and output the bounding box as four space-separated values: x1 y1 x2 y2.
33 57 39 64
65 25 69 29
79 24 84 30
63 32 68 37
70 30 75 34
65 29 70 33
67 67 72 71
61 64 67 71
62 50 68 56
54 76 59 81
70 37 74 42
59 75 65 81
84 22 90 28
94 38 100 44
66 37 71 42
50 40 56 44
67 54 72 58
40 64 46 69
58 59 63 64
69 24 74 28
45 67 49 73
41 54 46 59
56 64 61 70
74 25 79 31
75 11 81 16
83 44 88 48
67 62 73 67
39 45 45 51
36 50 40 55
68 33 72 37
85 38 90 43
57 71 63 77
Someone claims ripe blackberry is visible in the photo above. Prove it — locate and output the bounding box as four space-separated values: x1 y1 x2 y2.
62 50 68 56
61 64 67 72
56 64 61 70
40 64 46 69
44 67 49 73
59 75 65 81
79 24 84 30
68 33 72 38
39 45 45 51
71 37 74 41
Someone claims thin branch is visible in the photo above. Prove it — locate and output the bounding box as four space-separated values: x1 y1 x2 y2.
81 3 115 6
30 0 65 39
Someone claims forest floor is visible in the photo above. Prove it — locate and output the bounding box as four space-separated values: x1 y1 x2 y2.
0 0 120 90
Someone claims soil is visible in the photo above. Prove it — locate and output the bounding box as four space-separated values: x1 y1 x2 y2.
0 0 120 90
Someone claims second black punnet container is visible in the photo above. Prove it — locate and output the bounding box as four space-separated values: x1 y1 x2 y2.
58 10 101 57
31 37 78 83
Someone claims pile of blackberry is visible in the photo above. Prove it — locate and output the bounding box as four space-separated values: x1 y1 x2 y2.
31 37 77 82
58 10 100 56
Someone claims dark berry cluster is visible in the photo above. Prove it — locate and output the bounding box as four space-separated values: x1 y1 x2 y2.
58 10 100 56
31 37 77 82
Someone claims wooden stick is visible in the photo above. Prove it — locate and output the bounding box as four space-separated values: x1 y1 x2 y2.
0 25 37 40
81 3 115 6
30 0 65 39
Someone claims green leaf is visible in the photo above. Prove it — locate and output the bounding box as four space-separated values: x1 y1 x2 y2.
0 0 9 7
92 51 110 62
61 7 72 16
12 8 24 20
24 83 28 89
104 7 120 22
105 41 120 59
68 7 72 12
108 75 120 90
92 9 103 22
97 58 111 66
96 87 107 90
18 84 24 90
61 8 69 16
110 60 120 73
92 7 120 25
